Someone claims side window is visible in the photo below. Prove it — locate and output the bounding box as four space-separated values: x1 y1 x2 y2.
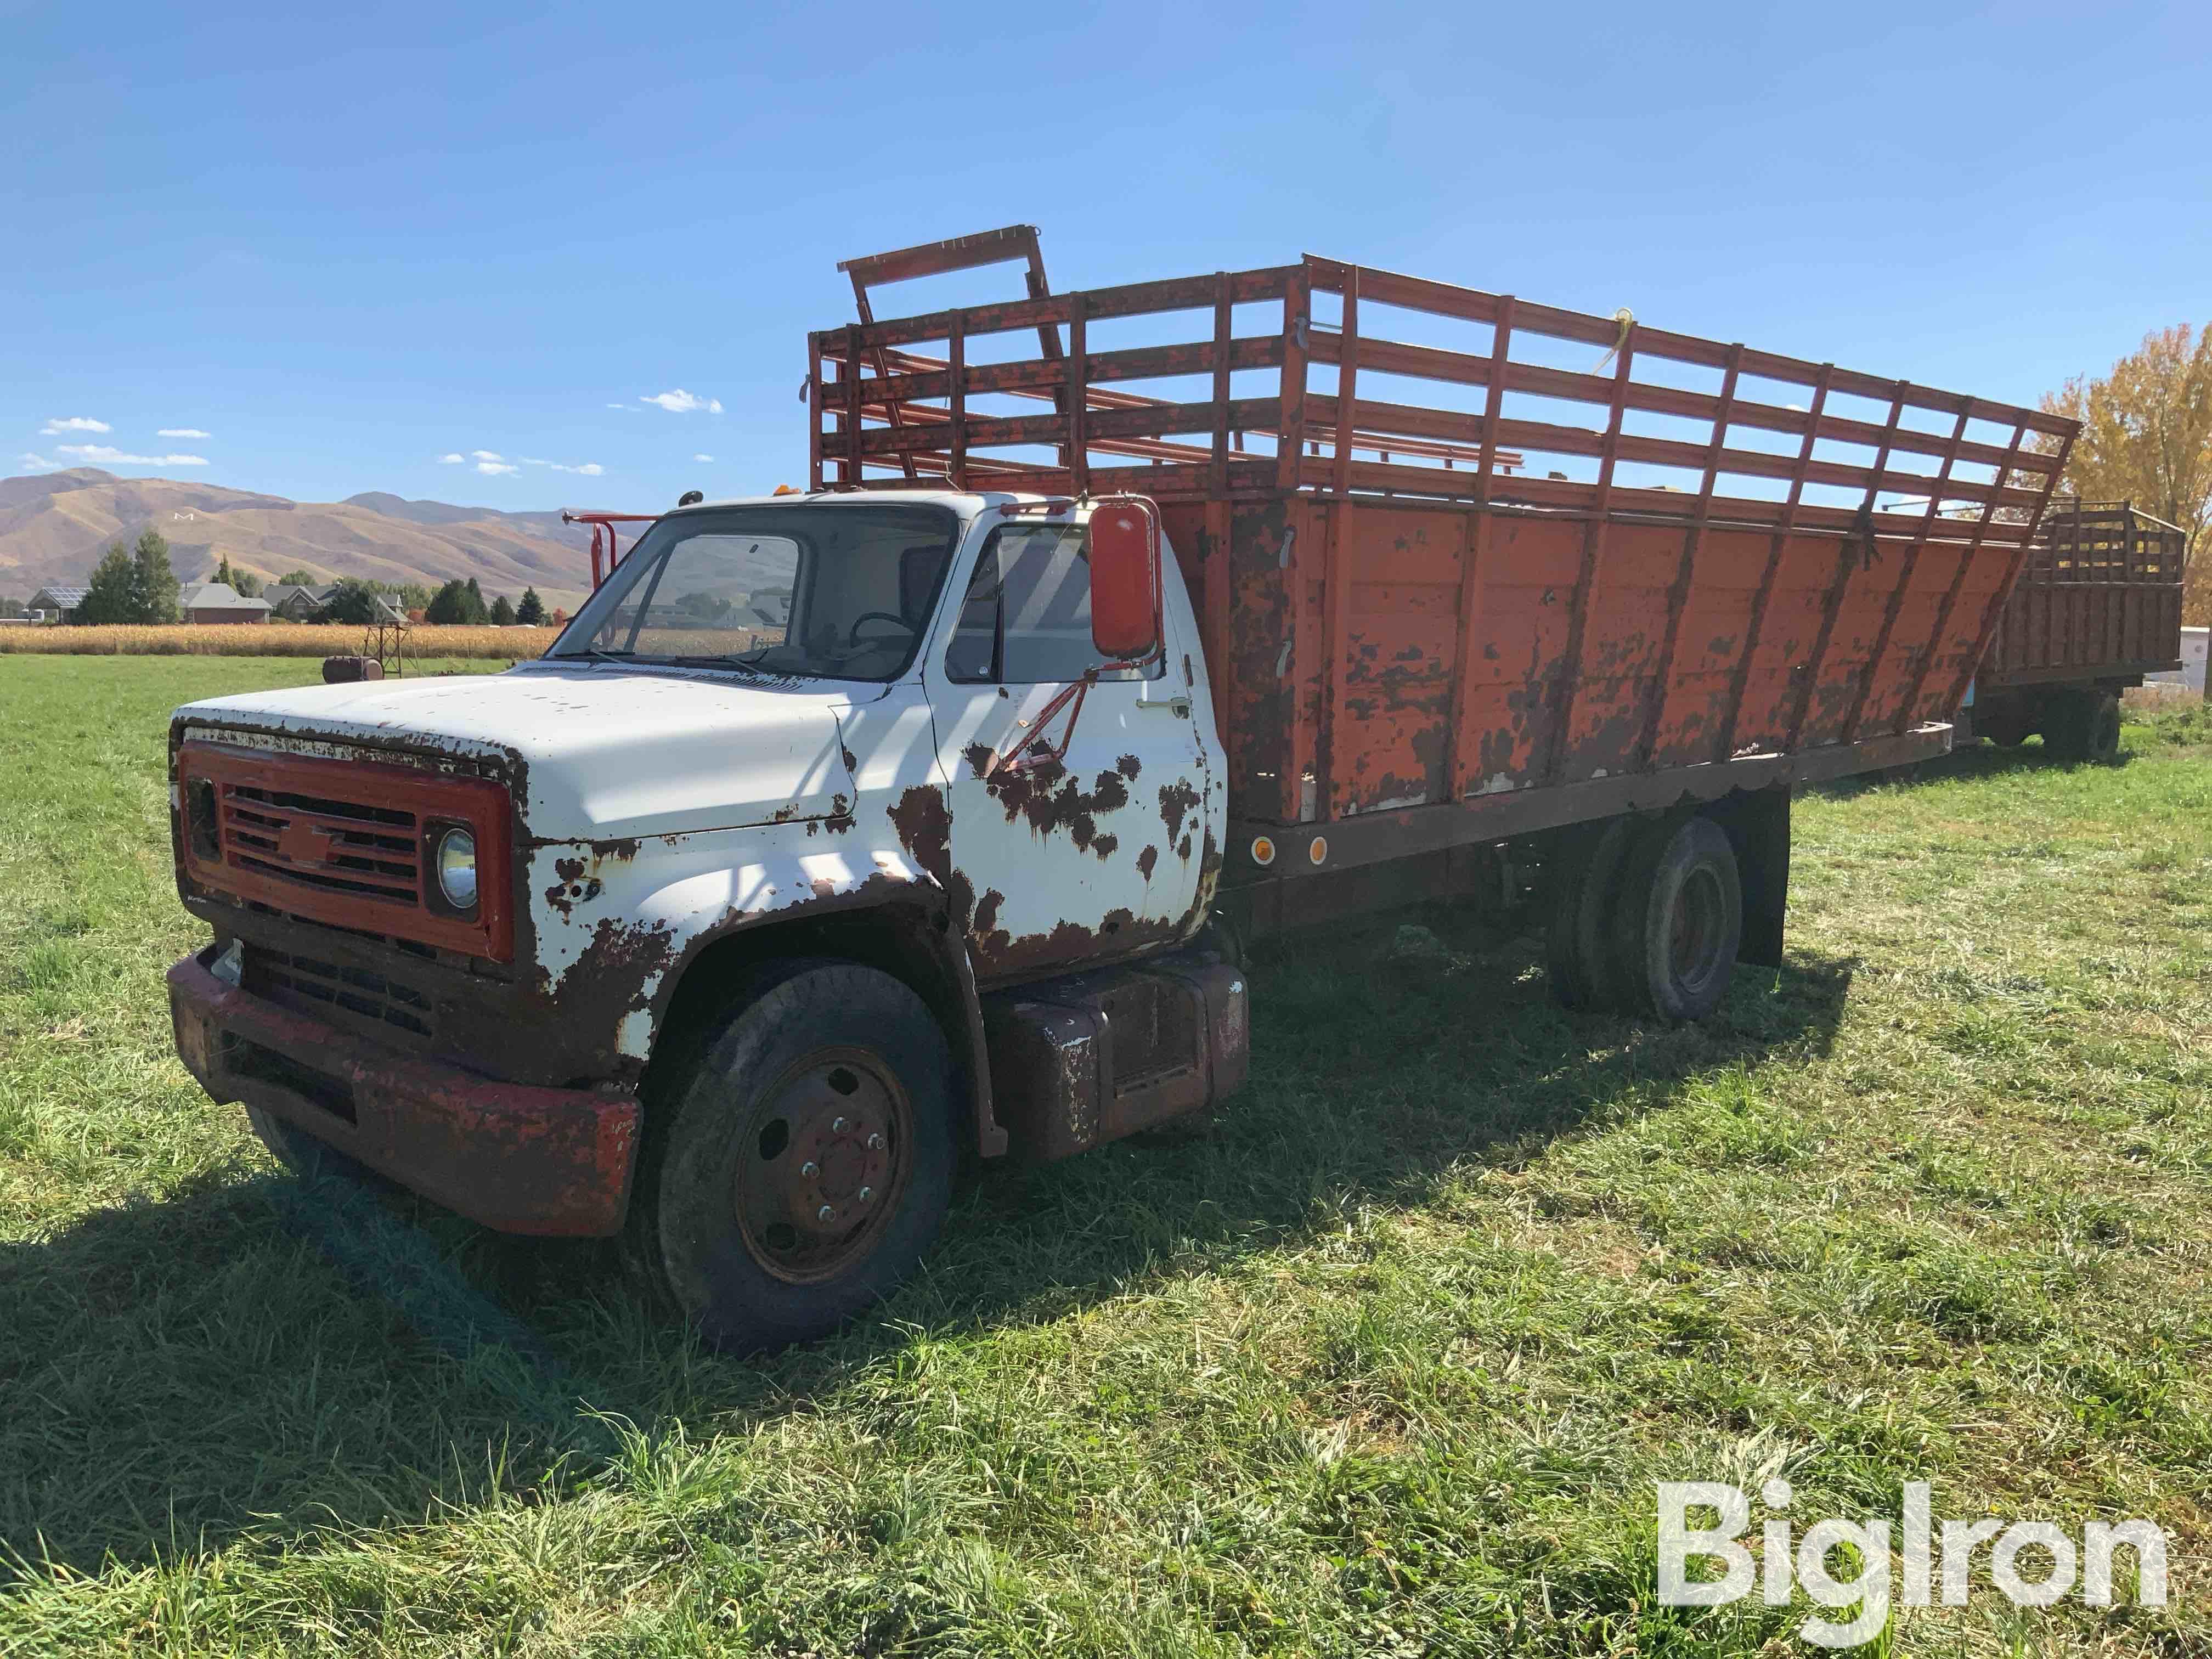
946 523 1102 684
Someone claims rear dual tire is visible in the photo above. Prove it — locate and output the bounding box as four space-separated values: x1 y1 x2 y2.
1547 811 1743 1022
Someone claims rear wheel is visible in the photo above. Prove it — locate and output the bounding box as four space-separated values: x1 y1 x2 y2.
628 962 956 1353
1607 814 1743 1022
1545 819 1635 1011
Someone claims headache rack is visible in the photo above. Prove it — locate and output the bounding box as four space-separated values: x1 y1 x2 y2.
808 225 2073 556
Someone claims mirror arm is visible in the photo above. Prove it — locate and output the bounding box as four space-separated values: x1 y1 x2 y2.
981 647 1159 780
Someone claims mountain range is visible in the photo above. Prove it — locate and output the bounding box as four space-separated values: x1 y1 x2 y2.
0 469 631 610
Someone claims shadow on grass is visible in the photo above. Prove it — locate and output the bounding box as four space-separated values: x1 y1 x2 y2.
0 904 1853 1577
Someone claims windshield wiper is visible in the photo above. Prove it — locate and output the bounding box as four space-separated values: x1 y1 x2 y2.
685 651 783 676
561 647 637 664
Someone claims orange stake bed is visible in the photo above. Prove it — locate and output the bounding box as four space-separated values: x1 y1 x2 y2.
808 233 2079 867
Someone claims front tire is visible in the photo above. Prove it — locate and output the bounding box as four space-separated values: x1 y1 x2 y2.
630 963 957 1354
245 1103 379 1186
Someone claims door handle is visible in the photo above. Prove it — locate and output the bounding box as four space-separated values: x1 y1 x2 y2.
1139 693 1192 715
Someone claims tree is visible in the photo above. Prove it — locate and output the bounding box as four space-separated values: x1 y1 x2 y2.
132 528 179 622
233 569 263 598
321 579 387 627
425 578 476 625
2041 322 2212 622
276 568 319 586
489 594 517 626
76 543 142 624
515 586 546 625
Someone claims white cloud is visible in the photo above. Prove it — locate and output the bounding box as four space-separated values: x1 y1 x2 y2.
41 416 111 435
18 452 58 471
157 427 212 439
605 403 633 411
641 388 722 415
471 449 504 462
693 453 714 463
55 443 208 466
475 460 519 476
438 453 466 464
519 456 605 475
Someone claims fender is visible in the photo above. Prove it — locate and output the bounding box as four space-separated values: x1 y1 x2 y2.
524 827 1006 1156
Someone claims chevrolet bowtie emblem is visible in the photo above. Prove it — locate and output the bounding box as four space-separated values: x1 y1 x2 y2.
277 819 337 867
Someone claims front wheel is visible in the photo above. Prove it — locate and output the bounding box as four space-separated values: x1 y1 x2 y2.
629 963 957 1353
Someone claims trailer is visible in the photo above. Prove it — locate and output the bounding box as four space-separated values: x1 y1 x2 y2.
163 228 2077 1350
1963 499 2188 760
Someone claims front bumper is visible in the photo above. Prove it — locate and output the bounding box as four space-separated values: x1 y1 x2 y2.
168 947 640 1236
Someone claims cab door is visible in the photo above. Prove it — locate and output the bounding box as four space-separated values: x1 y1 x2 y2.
923 510 1221 983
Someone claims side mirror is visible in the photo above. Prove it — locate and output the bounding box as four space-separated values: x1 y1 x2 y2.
1088 499 1160 660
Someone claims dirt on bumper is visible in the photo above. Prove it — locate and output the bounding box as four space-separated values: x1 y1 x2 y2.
168 947 640 1237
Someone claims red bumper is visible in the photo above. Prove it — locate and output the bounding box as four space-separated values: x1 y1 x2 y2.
168 950 640 1237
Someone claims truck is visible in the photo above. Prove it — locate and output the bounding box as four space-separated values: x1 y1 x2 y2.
165 227 2076 1351
1957 499 2188 760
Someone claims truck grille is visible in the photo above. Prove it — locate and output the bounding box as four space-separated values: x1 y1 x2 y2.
221 783 423 907
176 737 513 962
244 944 437 1042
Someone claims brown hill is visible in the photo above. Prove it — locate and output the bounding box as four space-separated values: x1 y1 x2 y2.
0 470 620 610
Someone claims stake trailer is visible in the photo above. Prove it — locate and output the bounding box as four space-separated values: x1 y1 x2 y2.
166 231 2075 1350
1961 500 2187 762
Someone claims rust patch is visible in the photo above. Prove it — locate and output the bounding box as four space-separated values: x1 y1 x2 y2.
1137 844 1159 881
1159 779 1200 840
960 743 1135 857
1116 753 1142 780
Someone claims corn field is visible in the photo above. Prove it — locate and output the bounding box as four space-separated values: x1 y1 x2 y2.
0 624 561 658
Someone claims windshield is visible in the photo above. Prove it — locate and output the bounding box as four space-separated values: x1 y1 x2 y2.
548 502 961 682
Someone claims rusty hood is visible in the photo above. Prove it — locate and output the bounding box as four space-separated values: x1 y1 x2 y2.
173 663 862 841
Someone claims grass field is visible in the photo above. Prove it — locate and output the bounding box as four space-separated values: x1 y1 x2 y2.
2 655 2208 1657
0 623 560 659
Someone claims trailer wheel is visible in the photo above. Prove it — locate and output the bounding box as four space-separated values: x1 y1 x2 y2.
1545 818 1635 1011
629 963 956 1354
1608 815 1743 1022
2086 693 2122 762
2043 691 2121 763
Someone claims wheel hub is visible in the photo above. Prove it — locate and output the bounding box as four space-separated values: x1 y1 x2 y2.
733 1048 907 1279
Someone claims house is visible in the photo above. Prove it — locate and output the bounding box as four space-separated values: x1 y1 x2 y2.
263 583 335 622
2147 627 2208 697
27 585 88 622
179 583 273 625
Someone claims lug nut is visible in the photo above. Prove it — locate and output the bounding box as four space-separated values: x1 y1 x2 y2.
866 1133 883 1150
832 1116 847 1132
800 1160 818 1177
817 1205 834 1223
857 1186 873 1204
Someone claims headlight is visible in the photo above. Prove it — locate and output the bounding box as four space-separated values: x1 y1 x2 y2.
435 827 478 909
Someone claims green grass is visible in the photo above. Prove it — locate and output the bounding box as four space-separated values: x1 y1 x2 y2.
2 656 2208 1656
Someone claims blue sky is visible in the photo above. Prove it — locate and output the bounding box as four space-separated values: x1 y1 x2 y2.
6 1 2207 512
